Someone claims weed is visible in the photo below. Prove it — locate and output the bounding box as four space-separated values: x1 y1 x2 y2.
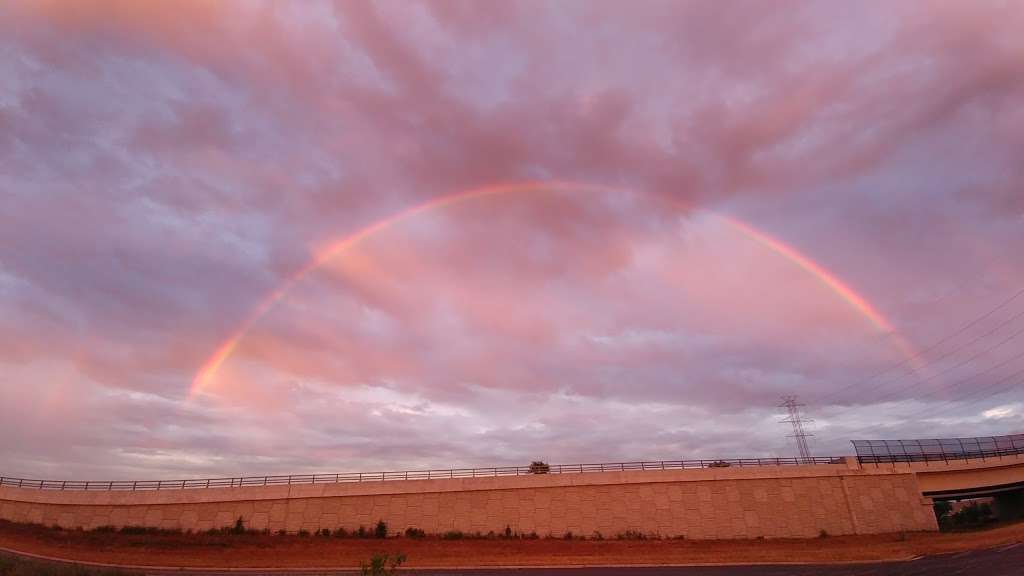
359 552 406 576
403 527 426 539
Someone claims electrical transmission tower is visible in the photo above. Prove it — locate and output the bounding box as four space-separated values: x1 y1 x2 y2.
779 396 814 462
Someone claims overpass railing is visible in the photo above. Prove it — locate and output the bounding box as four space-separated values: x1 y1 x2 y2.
852 433 1024 465
0 455 844 491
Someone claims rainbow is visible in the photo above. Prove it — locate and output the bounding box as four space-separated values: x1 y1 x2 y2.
191 181 913 398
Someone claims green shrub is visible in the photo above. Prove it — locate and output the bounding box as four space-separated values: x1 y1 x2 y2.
360 552 406 576
950 501 994 527
441 530 464 540
357 525 368 538
404 527 426 539
374 520 388 539
528 461 550 474
333 527 349 538
933 500 953 524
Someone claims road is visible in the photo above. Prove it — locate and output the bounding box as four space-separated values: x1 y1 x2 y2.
3 543 1023 575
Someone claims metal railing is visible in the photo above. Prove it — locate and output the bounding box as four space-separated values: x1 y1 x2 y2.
852 433 1024 465
0 456 844 491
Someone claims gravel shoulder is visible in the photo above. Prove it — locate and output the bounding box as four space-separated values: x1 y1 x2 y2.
0 521 1022 570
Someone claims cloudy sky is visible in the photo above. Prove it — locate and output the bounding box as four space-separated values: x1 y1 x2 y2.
2 0 1023 481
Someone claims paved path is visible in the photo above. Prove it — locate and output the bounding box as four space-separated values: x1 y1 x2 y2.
4 543 1023 575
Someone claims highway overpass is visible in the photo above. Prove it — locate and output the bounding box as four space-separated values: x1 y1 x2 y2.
1 433 1021 539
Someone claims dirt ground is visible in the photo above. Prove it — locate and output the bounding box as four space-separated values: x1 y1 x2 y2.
1 521 1023 569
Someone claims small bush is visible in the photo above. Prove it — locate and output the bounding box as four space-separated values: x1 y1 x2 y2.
356 525 368 538
950 501 994 527
504 525 513 538
818 529 829 538
563 531 573 540
375 519 388 539
528 461 550 474
616 530 647 540
404 527 426 539
360 552 406 576
318 528 331 537
591 531 604 540
120 526 178 535
233 517 245 534
334 527 350 538
92 525 117 533
441 530 464 540
933 500 953 524
707 460 732 468
298 529 311 537
277 529 287 536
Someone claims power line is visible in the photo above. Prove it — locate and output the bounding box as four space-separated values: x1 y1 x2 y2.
863 320 1024 406
891 363 1024 423
818 286 1024 406
856 361 1024 437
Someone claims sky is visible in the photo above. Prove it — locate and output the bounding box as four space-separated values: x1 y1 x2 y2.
1 0 1023 481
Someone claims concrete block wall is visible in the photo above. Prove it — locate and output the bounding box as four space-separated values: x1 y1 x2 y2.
0 464 938 539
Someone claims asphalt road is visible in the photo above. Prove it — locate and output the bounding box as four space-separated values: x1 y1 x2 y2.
4 543 1023 576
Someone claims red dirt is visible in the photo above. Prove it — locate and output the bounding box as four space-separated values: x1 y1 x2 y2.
1 521 1023 569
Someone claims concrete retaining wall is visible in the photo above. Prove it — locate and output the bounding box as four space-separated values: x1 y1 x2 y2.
0 462 938 539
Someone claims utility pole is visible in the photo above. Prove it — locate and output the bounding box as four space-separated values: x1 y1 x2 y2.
779 396 814 462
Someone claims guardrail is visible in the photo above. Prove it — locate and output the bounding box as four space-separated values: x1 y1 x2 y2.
0 456 845 491
853 433 1024 465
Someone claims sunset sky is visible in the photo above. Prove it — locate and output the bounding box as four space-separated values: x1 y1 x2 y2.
2 0 1023 480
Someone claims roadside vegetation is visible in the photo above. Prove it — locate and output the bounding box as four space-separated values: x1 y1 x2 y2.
934 500 997 531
